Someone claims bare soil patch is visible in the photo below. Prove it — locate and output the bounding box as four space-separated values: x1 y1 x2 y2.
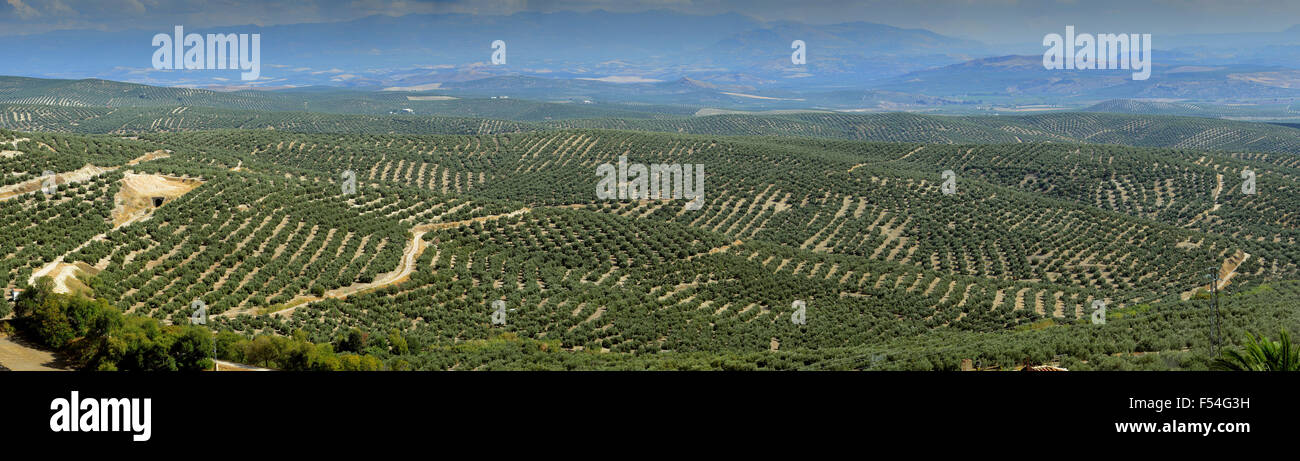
126 149 171 165
0 334 68 371
112 173 203 227
28 261 98 295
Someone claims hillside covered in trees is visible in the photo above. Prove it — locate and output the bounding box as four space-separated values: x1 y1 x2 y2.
2 107 1297 370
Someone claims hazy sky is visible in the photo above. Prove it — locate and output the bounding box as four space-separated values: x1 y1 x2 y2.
4 0 1298 44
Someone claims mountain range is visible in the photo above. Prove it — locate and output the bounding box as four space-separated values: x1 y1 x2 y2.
8 10 1300 115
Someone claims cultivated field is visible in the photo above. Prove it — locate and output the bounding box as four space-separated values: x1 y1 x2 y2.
4 103 1299 370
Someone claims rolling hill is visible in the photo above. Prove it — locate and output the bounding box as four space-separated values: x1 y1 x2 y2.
0 76 696 119
6 71 1300 371
9 98 1300 157
4 118 1297 370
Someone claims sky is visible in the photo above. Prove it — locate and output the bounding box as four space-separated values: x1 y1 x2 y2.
3 0 1299 44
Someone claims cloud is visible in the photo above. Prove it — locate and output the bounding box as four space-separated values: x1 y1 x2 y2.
110 65 166 75
576 75 662 83
7 0 41 19
122 0 145 13
2 0 1300 44
48 0 75 15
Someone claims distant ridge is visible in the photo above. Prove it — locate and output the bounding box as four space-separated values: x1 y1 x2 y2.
1085 99 1213 115
7 99 1300 156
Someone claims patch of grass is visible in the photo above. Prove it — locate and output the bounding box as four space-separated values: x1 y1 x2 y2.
1240 283 1275 297
1107 303 1153 320
1016 318 1057 331
257 303 292 315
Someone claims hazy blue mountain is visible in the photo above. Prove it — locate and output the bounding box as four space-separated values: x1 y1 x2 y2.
871 54 1300 103
11 10 1300 114
0 10 994 90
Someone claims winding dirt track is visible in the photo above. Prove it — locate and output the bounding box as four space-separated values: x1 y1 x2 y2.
1181 250 1252 300
264 230 428 318
263 208 532 318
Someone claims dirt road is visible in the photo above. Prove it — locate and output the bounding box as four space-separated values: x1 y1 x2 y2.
213 359 271 371
266 208 532 318
0 335 67 371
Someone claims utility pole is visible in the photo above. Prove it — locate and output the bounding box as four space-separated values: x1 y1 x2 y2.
1206 267 1222 356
